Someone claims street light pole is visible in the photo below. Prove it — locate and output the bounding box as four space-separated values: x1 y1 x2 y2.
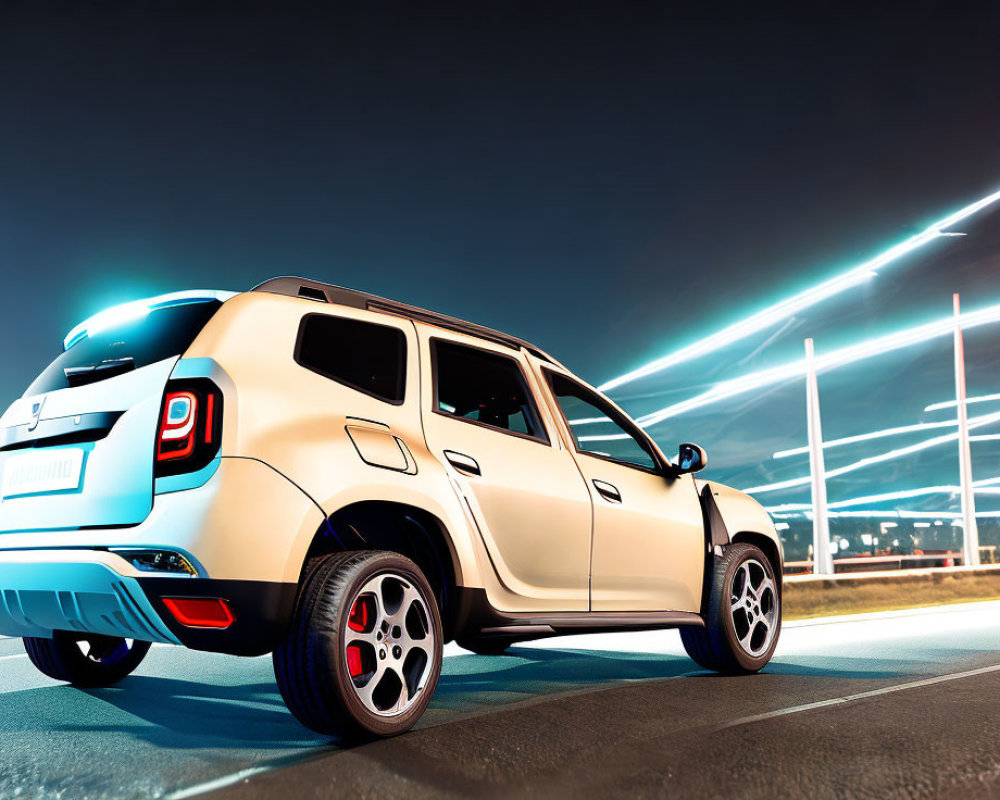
805 337 833 575
954 293 980 566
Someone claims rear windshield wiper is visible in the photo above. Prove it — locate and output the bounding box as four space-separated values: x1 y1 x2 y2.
64 357 136 387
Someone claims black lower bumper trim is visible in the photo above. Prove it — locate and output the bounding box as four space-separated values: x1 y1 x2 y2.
138 577 297 656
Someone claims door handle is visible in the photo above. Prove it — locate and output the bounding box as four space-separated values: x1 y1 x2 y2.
444 450 481 477
593 479 621 503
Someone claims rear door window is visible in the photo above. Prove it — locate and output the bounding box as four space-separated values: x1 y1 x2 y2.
295 313 407 404
27 301 224 395
432 339 547 442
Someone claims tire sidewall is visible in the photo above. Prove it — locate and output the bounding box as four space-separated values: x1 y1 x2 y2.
323 553 443 737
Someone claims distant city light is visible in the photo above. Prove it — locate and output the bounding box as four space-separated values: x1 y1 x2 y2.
771 509 1000 520
598 186 1000 394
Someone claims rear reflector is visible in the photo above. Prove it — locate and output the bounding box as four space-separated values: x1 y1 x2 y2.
162 597 235 629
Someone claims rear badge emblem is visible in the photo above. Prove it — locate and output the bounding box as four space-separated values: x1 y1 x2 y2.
28 396 45 431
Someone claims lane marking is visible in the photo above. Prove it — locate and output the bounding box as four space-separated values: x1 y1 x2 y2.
166 766 272 799
716 661 1000 731
0 654 26 662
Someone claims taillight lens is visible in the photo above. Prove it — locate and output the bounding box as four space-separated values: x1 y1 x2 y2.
158 391 198 461
155 379 222 477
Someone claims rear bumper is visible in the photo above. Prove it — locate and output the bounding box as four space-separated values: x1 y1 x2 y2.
0 549 296 656
0 550 180 644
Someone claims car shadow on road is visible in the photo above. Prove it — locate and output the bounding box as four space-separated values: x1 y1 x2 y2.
1 645 952 752
429 646 909 715
0 676 330 749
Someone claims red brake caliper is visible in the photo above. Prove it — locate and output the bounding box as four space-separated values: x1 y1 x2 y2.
346 595 371 679
346 645 364 678
348 595 369 632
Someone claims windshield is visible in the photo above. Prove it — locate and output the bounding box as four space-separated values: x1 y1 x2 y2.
27 301 223 395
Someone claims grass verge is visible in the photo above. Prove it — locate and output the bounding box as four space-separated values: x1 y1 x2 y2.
784 569 1000 620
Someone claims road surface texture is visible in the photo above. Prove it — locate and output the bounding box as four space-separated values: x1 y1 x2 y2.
2 601 1000 799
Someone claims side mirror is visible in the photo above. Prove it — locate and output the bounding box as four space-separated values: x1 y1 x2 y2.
675 442 708 474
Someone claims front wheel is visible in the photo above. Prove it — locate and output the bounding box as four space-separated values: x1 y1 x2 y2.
23 633 152 687
681 542 781 674
273 550 443 738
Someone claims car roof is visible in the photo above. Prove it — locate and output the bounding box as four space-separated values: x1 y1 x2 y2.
251 276 561 365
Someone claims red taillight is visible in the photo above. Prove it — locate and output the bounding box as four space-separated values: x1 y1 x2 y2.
204 393 215 444
157 391 198 462
154 379 223 477
162 597 235 629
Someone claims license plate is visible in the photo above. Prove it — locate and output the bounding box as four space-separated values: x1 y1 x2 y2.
1 449 85 499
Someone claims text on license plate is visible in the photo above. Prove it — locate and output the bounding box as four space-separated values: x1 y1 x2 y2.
1 449 85 499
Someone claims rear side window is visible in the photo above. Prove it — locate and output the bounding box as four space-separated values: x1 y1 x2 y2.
432 339 547 442
27 301 223 395
295 313 407 404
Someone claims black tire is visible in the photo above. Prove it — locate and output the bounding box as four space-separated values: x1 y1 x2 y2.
456 636 518 656
681 542 781 674
273 550 443 738
23 633 152 687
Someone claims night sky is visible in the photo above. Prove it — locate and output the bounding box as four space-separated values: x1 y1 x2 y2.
4 3 1000 539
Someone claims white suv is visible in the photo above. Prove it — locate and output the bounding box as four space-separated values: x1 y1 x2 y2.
0 277 783 737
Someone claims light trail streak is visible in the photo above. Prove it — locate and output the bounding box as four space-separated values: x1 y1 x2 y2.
632 301 1000 428
598 186 1000 394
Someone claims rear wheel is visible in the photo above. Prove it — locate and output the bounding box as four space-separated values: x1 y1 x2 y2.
23 632 152 687
681 543 780 674
273 550 442 738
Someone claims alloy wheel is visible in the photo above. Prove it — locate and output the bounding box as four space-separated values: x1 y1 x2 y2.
343 572 437 717
729 558 777 657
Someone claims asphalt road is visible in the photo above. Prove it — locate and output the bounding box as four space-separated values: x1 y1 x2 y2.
3 602 1000 800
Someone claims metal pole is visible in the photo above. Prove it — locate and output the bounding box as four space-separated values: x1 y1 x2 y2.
954 293 980 566
805 338 833 575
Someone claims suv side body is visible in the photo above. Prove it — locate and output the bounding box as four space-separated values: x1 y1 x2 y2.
0 276 783 734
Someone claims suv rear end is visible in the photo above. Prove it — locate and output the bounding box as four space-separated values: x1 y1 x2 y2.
0 290 311 656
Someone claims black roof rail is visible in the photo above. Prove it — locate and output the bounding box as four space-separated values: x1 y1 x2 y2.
250 276 559 364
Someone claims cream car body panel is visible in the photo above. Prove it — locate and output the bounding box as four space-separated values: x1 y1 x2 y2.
699 479 784 558
182 293 487 591
416 324 593 612
530 359 706 612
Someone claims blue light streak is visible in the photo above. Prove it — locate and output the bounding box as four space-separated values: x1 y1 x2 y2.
599 186 1000 394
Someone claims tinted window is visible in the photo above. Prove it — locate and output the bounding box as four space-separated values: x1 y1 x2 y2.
296 313 406 404
433 340 546 441
27 301 223 395
546 371 658 470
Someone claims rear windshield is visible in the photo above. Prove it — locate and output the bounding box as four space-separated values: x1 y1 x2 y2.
27 301 223 395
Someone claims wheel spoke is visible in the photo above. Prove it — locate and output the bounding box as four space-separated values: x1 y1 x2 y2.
731 564 749 605
355 659 390 708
